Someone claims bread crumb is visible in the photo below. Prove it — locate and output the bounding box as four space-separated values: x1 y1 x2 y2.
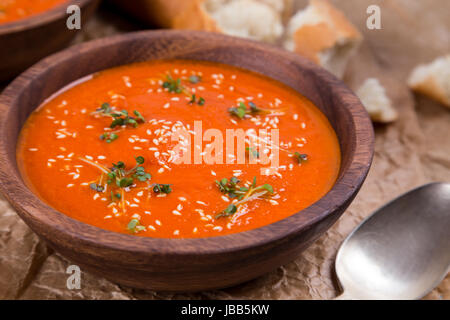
205 0 286 43
356 78 398 123
407 55 450 108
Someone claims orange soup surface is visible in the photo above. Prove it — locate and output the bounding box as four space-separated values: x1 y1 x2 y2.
17 60 341 238
0 0 66 24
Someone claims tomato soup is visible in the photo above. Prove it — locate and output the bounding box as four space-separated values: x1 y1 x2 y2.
0 0 66 24
17 60 341 238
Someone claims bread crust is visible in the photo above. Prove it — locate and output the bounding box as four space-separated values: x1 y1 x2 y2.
411 76 449 107
109 0 292 32
284 0 362 77
408 56 450 109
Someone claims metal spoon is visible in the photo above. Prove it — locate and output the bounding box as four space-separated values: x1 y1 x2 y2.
335 182 450 299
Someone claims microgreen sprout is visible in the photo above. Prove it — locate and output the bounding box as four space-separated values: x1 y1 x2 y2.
215 176 274 219
228 101 284 119
293 152 308 164
127 218 146 234
92 103 146 143
161 73 205 106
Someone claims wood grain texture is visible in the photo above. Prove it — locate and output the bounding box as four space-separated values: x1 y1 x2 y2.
0 30 374 291
0 0 100 83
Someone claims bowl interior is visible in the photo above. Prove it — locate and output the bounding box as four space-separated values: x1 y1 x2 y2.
0 30 374 254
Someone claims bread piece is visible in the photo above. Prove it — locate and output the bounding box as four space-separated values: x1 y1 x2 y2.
356 78 398 123
109 0 292 44
407 55 450 108
283 0 362 78
203 0 284 43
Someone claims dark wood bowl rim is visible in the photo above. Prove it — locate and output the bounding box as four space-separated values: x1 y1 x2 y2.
0 0 94 35
0 30 374 256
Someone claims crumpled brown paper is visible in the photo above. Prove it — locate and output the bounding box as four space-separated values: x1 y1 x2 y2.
0 0 449 300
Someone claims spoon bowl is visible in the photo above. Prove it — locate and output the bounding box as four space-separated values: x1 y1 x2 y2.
335 183 450 299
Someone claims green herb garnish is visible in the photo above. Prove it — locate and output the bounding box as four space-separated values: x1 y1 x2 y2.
228 102 248 119
189 94 206 106
89 183 104 192
162 73 205 106
93 103 146 143
215 204 238 219
293 152 308 164
80 156 172 216
110 191 122 202
246 147 260 159
162 74 183 93
152 184 172 194
197 96 205 106
215 176 274 219
100 132 119 143
215 176 247 199
188 75 201 84
127 219 146 234
228 101 284 119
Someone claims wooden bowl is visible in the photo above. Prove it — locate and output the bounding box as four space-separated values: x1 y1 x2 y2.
0 30 374 291
0 0 100 83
